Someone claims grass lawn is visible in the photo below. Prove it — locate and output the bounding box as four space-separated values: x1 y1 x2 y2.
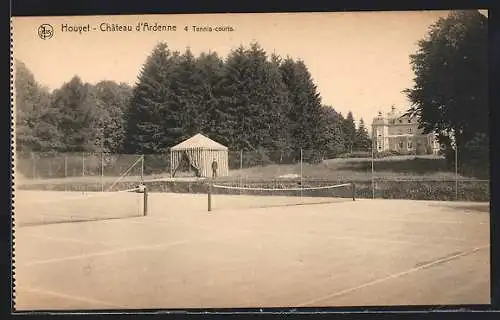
227 155 478 182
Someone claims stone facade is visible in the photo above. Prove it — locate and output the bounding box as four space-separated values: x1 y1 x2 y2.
371 106 440 155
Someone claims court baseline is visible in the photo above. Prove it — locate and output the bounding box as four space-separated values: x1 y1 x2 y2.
15 286 123 309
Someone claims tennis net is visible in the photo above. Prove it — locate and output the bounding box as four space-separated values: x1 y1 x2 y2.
208 181 355 211
15 186 147 227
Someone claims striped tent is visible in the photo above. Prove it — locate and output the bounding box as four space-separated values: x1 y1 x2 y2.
170 133 229 178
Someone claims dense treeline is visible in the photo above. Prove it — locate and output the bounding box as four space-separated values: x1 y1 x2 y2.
15 60 133 154
15 42 371 163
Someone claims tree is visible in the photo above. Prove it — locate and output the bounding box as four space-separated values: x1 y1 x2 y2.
14 60 55 151
50 76 99 152
169 47 205 140
123 42 182 153
404 10 488 167
342 111 357 153
218 43 290 154
94 81 133 153
319 106 346 158
194 51 226 138
354 118 371 151
279 57 326 160
258 48 291 154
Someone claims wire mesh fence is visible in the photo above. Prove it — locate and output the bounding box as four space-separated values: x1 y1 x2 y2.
15 146 489 202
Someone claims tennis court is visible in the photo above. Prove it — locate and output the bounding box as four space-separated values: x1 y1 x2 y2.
13 188 490 310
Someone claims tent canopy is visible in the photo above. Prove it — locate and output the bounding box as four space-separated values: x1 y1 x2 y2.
170 133 228 151
170 133 229 178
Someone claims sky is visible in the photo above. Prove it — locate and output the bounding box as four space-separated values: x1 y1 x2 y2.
11 10 487 130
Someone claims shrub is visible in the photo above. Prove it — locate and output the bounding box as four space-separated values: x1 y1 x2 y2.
337 151 371 159
415 143 426 155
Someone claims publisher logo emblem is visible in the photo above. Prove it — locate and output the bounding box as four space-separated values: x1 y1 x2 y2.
38 24 54 40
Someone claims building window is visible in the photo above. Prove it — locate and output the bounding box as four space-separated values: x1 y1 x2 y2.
408 128 412 134
408 141 413 149
408 119 411 123
399 141 403 149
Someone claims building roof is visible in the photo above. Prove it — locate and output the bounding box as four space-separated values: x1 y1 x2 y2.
170 133 228 151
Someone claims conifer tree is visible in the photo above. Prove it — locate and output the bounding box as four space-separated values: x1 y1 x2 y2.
279 57 326 160
342 111 357 153
123 43 181 153
354 118 371 151
194 51 225 138
218 43 290 154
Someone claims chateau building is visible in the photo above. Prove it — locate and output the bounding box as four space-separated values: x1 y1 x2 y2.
371 106 440 155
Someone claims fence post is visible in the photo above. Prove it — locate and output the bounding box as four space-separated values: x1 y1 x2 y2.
170 152 173 178
48 156 52 177
64 154 68 192
300 148 303 198
240 150 243 170
239 150 243 190
455 146 458 201
141 155 145 183
371 142 375 199
100 153 104 192
31 152 36 179
64 155 68 178
82 153 85 177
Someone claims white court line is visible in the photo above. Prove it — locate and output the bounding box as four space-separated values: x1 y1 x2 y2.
203 197 487 225
316 234 469 248
233 205 486 225
124 218 470 248
19 234 117 248
295 244 490 307
18 214 485 267
348 232 484 245
126 216 480 248
20 240 191 267
16 187 141 204
15 286 123 308
337 214 488 225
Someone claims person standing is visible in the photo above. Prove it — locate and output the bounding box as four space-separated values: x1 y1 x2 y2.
211 158 218 178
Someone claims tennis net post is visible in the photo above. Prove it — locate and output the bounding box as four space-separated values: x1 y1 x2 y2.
352 182 356 201
143 185 148 216
208 181 212 212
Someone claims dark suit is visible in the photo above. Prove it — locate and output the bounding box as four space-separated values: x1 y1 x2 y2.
211 161 218 178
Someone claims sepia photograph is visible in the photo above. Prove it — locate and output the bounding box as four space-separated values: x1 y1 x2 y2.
11 10 490 311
